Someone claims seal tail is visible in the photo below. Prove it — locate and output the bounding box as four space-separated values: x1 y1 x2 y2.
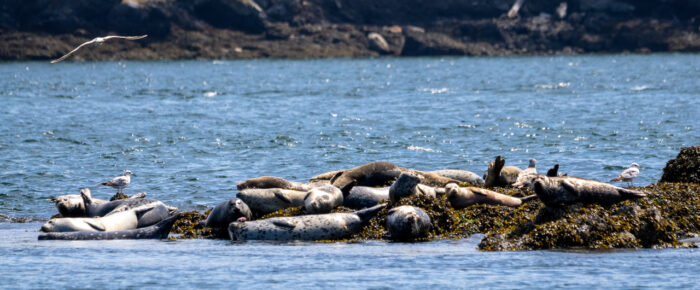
618 188 646 199
355 203 387 222
155 212 181 239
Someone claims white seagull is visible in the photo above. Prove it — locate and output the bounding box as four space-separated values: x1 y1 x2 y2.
101 170 133 194
51 35 148 63
610 163 640 186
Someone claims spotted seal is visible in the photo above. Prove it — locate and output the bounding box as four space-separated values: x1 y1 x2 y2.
38 212 180 240
386 206 432 240
429 169 484 185
445 183 534 209
236 176 311 191
228 204 386 241
237 188 307 216
343 186 389 210
205 198 253 228
331 161 402 195
532 175 647 207
304 184 343 214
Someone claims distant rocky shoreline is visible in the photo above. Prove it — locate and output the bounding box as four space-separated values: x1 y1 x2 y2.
1 0 699 61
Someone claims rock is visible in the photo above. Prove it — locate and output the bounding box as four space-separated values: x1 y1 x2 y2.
660 145 700 183
367 32 390 54
186 0 267 33
401 27 467 56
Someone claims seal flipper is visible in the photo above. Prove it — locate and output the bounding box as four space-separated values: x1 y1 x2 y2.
83 219 106 231
355 203 387 223
271 219 297 229
470 188 489 196
274 191 293 204
618 188 647 199
520 194 539 203
560 180 577 195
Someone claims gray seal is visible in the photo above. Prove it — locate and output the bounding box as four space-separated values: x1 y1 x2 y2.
445 184 533 209
81 188 170 218
304 184 343 214
236 176 311 191
228 204 386 241
386 206 432 240
429 169 484 185
205 198 253 228
343 186 389 210
237 188 307 216
38 213 180 241
532 175 647 207
331 161 402 195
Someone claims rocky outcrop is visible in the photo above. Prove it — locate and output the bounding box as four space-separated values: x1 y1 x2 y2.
0 0 699 60
660 146 700 184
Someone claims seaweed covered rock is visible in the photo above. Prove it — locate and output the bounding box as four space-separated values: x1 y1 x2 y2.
478 183 699 250
170 209 218 239
660 145 700 183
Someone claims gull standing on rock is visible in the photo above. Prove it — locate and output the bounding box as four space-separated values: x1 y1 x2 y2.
101 170 133 194
51 35 148 63
610 163 640 186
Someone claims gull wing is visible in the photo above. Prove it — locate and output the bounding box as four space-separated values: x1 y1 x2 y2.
51 39 96 63
103 35 148 41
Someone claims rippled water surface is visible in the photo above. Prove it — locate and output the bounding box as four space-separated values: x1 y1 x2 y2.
1 54 699 287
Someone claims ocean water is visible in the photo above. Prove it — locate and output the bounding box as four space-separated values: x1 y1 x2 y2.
0 54 699 288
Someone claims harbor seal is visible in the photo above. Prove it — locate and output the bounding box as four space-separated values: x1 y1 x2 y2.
304 184 343 214
205 198 253 229
343 186 389 210
331 161 402 195
401 169 460 187
237 176 311 191
389 172 438 203
429 169 484 185
512 158 538 188
228 204 386 241
483 156 522 187
309 170 344 182
237 188 307 216
81 188 170 218
386 206 432 240
445 183 533 209
532 175 647 207
51 192 146 217
41 204 169 232
38 213 180 240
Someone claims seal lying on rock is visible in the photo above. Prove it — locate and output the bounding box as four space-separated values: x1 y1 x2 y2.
304 184 343 214
401 169 460 187
532 175 647 207
38 213 180 241
50 192 146 217
445 184 535 209
40 204 168 232
237 176 311 191
237 188 307 216
512 159 538 188
228 204 386 241
343 186 389 210
331 161 402 195
429 169 484 185
389 172 439 203
386 206 432 240
309 170 344 182
81 188 172 218
205 198 252 229
483 156 523 187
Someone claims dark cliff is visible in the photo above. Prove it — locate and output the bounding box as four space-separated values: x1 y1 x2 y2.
1 0 699 60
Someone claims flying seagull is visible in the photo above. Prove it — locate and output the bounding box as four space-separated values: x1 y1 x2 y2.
610 163 640 186
101 170 133 194
51 35 148 63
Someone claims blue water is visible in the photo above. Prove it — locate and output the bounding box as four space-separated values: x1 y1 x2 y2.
1 54 699 287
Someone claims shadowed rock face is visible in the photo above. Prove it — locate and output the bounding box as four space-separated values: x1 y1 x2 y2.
660 145 700 184
1 0 699 60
